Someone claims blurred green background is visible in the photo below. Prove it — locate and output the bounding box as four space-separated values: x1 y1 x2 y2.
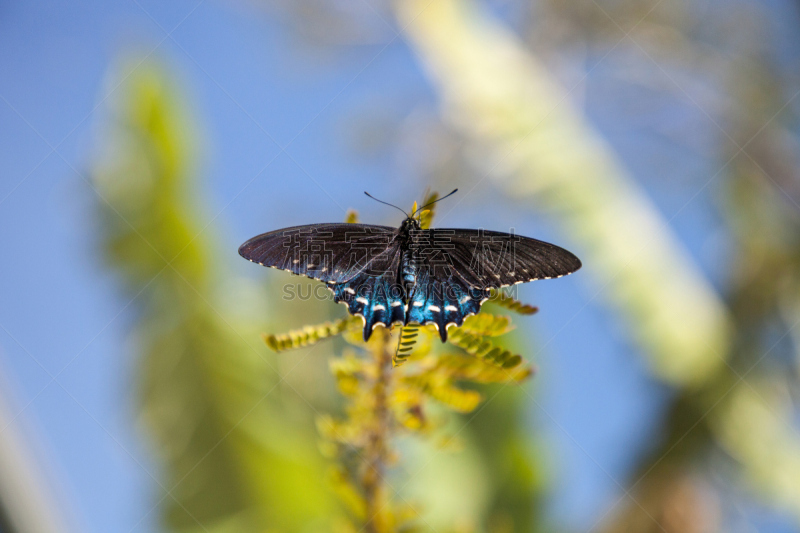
2 0 800 531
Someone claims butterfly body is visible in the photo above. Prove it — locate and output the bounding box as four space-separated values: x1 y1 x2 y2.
398 216 423 295
239 213 581 343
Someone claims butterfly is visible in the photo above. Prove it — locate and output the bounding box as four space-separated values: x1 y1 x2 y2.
239 190 581 342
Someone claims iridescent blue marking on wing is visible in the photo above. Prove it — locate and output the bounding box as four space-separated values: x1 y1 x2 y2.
333 273 406 340
405 267 489 342
331 238 406 340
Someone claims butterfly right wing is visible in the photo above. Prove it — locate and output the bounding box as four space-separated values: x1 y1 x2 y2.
419 228 581 290
403 265 490 341
403 228 581 341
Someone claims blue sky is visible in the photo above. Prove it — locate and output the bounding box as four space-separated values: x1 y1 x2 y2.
1 1 798 532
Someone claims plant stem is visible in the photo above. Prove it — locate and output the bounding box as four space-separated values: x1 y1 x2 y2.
362 333 393 533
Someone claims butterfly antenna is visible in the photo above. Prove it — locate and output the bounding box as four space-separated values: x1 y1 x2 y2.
364 192 409 217
413 188 459 216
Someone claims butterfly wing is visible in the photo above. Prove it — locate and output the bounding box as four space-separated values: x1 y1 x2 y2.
404 266 489 342
421 228 581 288
331 241 406 340
239 223 405 340
405 228 581 341
238 223 396 283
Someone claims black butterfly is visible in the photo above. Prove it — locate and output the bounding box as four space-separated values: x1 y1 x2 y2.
239 190 581 342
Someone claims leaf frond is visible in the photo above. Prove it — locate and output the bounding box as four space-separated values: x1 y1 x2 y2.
459 313 515 337
434 353 533 383
447 328 526 369
330 352 366 396
263 317 361 352
489 289 539 315
393 324 420 367
403 375 483 413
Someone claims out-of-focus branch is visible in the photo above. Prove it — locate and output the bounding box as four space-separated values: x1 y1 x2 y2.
394 0 732 387
714 380 800 523
92 59 335 532
0 365 73 533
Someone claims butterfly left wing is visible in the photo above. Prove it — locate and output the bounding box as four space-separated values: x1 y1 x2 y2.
238 223 396 283
239 223 405 340
404 228 581 341
331 241 406 341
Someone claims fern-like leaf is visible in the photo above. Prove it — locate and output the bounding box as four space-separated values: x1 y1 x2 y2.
393 324 420 367
330 352 366 396
403 375 483 413
489 289 539 315
434 354 533 383
263 317 360 352
430 384 483 413
447 329 524 369
459 313 514 337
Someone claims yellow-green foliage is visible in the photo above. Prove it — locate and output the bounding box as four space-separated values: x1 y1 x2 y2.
263 317 361 352
489 289 539 315
402 374 484 413
392 324 420 367
431 353 532 383
418 190 438 229
459 313 515 336
345 209 360 224
262 195 538 533
447 329 523 369
93 61 335 533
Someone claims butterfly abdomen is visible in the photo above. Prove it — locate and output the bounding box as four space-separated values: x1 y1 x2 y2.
400 248 418 296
